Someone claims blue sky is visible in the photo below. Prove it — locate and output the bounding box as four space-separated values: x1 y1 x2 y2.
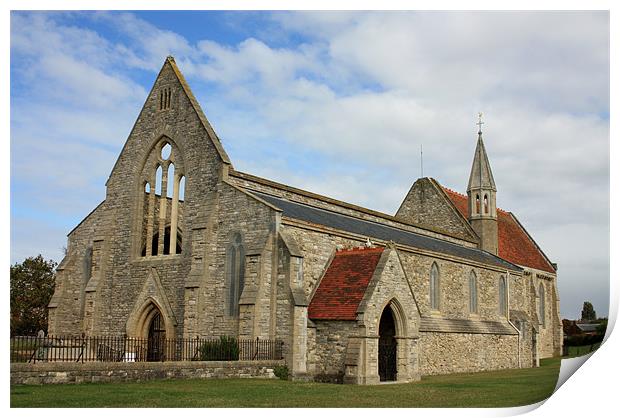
10 10 609 319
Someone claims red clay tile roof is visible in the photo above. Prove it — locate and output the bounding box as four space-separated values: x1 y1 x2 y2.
442 187 555 273
308 247 385 320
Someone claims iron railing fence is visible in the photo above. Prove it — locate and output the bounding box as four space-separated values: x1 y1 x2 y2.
10 335 284 364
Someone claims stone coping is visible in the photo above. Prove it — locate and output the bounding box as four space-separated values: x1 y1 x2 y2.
11 359 284 372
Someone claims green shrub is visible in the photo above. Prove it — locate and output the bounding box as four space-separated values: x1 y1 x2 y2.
199 336 239 361
273 364 289 380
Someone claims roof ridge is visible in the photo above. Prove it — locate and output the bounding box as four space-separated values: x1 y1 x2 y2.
234 170 478 244
165 56 231 165
336 247 385 255
442 186 468 199
441 185 509 214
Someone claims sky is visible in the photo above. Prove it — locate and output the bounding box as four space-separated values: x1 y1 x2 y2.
9 10 610 320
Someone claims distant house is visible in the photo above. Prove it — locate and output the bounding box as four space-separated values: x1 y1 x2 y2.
562 319 600 338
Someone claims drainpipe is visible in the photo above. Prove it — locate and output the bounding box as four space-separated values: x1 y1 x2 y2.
505 270 522 368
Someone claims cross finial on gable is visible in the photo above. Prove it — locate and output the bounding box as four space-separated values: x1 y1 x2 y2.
477 112 484 134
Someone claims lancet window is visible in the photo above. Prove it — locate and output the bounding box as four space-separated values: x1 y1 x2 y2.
499 276 507 317
539 283 546 327
227 233 245 317
430 262 440 311
139 139 185 257
469 271 478 314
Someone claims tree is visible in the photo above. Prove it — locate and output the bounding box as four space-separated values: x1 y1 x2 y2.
581 301 596 321
10 255 57 336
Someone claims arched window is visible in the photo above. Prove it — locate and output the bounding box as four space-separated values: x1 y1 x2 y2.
166 163 175 198
539 283 545 327
138 138 185 258
227 233 245 317
155 165 163 196
430 263 440 311
475 194 480 214
484 194 489 214
469 271 478 314
499 276 507 317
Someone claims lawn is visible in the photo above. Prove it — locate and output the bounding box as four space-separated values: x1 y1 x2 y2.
565 343 601 358
11 358 560 408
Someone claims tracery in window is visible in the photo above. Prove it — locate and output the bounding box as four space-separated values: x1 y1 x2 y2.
139 138 185 257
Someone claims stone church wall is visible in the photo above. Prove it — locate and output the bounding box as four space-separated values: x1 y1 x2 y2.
280 224 367 299
535 274 561 358
395 178 477 243
418 332 519 375
48 203 108 336
188 182 278 339
311 320 358 383
398 251 515 321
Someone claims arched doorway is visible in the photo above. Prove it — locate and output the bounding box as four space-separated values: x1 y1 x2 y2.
147 310 166 361
378 306 397 381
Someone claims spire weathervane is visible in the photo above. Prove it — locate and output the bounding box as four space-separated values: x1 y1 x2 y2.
477 112 484 134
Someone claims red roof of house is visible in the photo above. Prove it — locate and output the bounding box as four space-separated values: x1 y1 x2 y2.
442 187 555 273
308 247 385 320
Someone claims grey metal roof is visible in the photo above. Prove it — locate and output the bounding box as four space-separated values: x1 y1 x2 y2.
252 191 521 272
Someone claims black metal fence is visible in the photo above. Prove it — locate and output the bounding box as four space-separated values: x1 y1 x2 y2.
10 335 284 363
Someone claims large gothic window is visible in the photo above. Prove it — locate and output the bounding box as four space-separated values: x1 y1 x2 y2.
539 283 546 327
430 262 440 311
139 139 185 257
499 276 507 317
469 271 478 314
227 233 245 317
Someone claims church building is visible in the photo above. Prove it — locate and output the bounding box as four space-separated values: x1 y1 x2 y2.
48 57 562 384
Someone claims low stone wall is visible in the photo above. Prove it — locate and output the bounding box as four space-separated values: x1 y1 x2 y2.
418 332 519 375
11 360 284 385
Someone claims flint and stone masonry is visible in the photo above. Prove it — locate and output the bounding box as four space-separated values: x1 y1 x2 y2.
47 56 562 384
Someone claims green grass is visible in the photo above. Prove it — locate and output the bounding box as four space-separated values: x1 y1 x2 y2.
11 358 560 408
565 343 601 358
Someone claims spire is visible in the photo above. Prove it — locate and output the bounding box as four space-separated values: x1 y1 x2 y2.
467 113 496 192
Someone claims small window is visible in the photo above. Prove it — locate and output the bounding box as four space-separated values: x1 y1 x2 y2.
167 163 175 198
179 176 185 201
484 194 489 214
469 271 478 314
539 283 546 327
475 194 480 214
145 182 151 193
499 276 507 317
161 143 172 160
159 87 172 110
227 233 245 317
155 165 163 195
430 263 440 311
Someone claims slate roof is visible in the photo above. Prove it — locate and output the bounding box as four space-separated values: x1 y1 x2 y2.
442 187 556 273
308 247 384 320
252 191 521 272
420 317 517 335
